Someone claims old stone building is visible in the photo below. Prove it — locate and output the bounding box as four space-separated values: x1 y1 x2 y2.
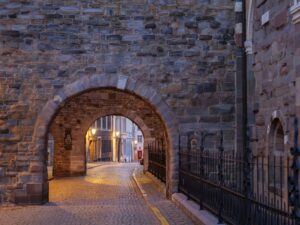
0 0 299 213
246 0 300 158
1 0 299 209
0 0 236 204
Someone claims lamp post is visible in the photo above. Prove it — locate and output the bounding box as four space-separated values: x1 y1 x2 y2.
91 128 97 161
133 139 138 161
116 131 120 162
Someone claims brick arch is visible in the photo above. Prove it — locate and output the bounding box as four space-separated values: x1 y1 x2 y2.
33 74 177 146
50 89 169 176
264 110 288 156
30 75 179 204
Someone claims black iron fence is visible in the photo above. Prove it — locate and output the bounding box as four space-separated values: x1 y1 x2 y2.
148 139 166 183
179 118 300 225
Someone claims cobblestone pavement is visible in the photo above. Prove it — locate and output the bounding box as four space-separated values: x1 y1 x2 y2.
0 163 195 225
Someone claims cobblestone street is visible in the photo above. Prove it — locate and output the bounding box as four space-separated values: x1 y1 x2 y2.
0 163 194 225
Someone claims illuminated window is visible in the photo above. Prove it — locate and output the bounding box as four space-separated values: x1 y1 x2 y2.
137 135 143 143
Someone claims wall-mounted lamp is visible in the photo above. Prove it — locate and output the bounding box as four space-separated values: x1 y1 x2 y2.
91 128 96 135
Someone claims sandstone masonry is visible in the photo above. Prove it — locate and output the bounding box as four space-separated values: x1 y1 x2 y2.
0 0 236 204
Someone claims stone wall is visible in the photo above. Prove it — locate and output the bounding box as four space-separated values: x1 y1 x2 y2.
251 0 300 155
0 0 236 204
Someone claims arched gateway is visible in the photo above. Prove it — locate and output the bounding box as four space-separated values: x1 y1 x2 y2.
25 74 179 204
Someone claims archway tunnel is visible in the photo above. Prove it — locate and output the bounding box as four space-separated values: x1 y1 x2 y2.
43 87 170 201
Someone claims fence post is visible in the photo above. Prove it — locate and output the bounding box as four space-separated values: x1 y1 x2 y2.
199 132 205 210
289 117 300 225
218 130 224 224
148 143 151 173
188 134 191 172
178 135 181 192
243 126 252 225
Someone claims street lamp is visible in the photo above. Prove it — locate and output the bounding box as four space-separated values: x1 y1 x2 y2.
132 139 138 162
116 131 121 162
90 128 97 161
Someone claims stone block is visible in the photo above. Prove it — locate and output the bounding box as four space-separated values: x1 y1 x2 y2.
106 35 122 41
145 23 156 29
0 167 4 177
185 22 198 29
26 183 43 195
14 189 28 204
273 10 287 29
209 104 233 115
160 83 182 94
170 11 185 17
29 163 43 173
196 82 217 94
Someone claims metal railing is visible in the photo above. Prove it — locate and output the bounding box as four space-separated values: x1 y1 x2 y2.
148 139 166 183
178 118 300 225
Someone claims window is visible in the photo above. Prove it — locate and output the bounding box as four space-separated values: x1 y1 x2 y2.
291 0 300 7
137 135 143 143
115 116 120 131
102 117 107 129
102 140 112 153
122 117 126 132
97 119 101 129
96 116 112 131
268 119 285 195
291 0 300 24
107 116 112 130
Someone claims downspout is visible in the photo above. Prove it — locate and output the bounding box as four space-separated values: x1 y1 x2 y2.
236 0 253 223
234 0 247 155
242 0 248 153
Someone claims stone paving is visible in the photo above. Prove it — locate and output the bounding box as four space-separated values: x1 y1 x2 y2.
0 162 195 225
134 168 195 225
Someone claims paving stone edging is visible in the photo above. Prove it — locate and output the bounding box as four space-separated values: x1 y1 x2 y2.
144 171 220 225
172 193 220 225
145 172 166 195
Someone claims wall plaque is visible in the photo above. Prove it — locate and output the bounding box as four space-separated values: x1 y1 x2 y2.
64 128 72 150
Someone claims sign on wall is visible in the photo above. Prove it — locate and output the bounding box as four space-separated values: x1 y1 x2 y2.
64 128 72 150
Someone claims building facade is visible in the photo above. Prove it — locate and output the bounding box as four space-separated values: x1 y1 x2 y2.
245 1 300 165
0 0 299 207
85 116 143 163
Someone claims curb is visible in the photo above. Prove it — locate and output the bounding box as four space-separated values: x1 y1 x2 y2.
143 170 219 225
87 164 102 170
172 193 220 225
145 172 166 196
132 167 170 225
132 168 148 197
